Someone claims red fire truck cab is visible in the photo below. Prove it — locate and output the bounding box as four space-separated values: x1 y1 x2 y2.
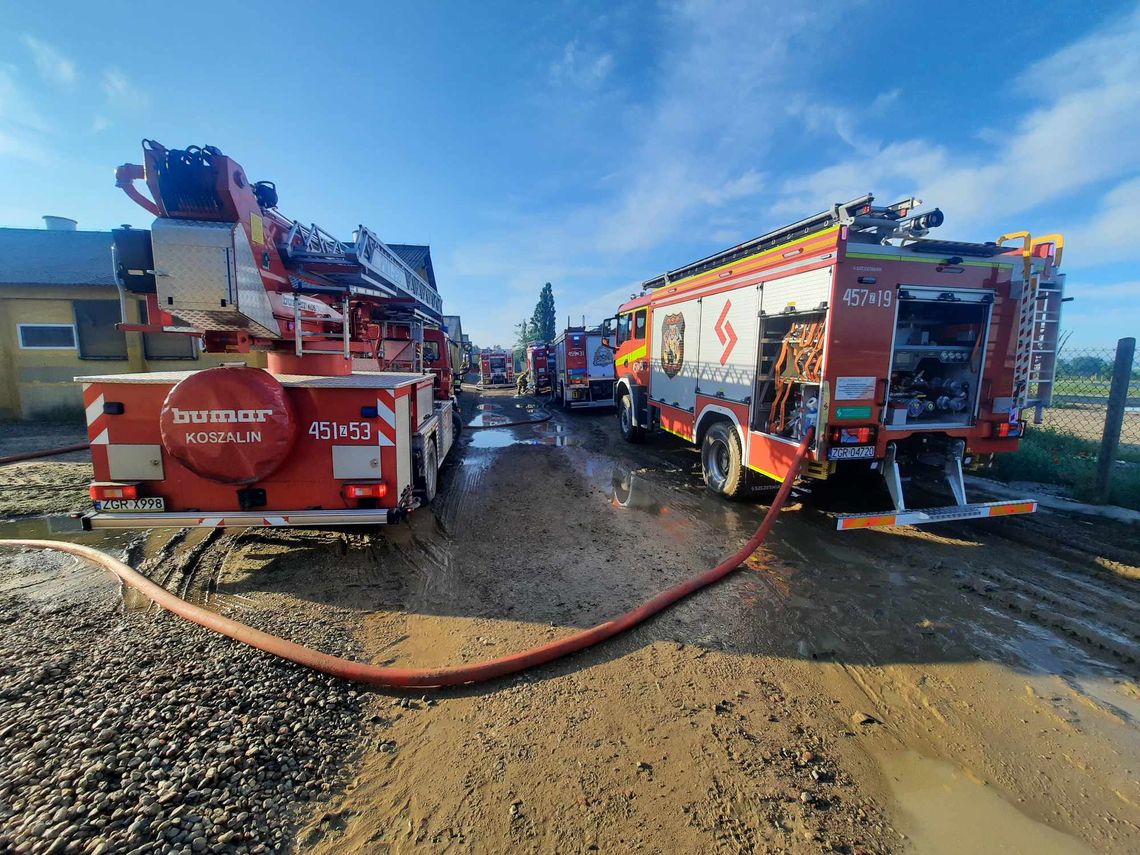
612 195 1064 530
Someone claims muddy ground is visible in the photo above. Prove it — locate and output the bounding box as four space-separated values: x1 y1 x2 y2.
1 391 1139 853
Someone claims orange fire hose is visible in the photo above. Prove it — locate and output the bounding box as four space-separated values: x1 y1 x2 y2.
0 443 91 466
0 431 811 689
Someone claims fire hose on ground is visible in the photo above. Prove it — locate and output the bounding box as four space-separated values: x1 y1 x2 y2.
0 443 91 466
0 432 811 689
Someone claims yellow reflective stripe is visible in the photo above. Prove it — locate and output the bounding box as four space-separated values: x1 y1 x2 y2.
664 226 841 290
745 463 785 482
845 251 1012 269
616 344 647 366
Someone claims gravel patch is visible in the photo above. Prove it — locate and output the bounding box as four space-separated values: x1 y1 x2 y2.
0 567 365 855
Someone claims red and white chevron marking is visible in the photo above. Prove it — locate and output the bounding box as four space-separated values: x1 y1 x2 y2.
375 390 397 447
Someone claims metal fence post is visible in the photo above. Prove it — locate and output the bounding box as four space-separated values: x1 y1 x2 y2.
1095 336 1136 502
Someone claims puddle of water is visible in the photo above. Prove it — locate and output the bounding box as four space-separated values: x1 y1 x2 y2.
469 429 517 449
468 413 512 428
0 514 132 553
475 403 501 411
877 750 1096 855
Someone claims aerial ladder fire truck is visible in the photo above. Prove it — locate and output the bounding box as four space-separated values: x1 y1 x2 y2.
610 194 1064 529
79 140 458 529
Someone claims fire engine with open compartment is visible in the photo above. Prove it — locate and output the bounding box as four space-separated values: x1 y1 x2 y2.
610 194 1064 529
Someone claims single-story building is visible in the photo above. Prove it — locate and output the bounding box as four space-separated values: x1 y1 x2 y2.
0 222 251 420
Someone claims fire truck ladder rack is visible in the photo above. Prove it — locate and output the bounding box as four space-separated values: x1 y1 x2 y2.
282 221 443 322
288 277 350 359
643 193 934 289
998 232 1066 419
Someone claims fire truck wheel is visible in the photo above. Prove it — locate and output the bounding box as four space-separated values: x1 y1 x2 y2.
416 440 439 503
619 393 645 443
702 422 747 499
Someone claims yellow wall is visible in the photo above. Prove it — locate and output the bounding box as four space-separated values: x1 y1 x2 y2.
0 285 266 420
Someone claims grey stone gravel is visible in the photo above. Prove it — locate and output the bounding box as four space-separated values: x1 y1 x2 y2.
0 585 365 854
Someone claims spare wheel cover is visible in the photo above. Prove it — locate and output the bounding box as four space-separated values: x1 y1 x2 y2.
160 367 296 484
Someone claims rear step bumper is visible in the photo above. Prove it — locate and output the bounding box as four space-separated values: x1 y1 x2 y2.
81 508 406 530
836 499 1037 530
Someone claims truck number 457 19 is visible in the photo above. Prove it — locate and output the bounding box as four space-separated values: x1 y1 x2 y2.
308 421 372 441
842 288 893 308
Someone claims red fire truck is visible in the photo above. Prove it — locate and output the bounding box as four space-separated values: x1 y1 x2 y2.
553 326 615 409
79 140 457 529
525 343 554 394
611 195 1064 529
478 350 514 388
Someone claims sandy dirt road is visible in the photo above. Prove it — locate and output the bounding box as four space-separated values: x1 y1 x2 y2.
2 389 1138 853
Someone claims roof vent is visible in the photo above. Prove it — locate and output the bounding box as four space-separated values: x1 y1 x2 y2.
43 216 78 231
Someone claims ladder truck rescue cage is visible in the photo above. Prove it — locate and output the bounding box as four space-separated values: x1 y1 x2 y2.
81 141 457 529
554 327 616 409
611 194 1064 530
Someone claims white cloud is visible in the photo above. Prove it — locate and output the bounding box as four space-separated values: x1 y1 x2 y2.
102 68 147 106
1061 176 1140 268
549 40 614 89
0 65 52 162
771 4 1140 250
21 35 76 86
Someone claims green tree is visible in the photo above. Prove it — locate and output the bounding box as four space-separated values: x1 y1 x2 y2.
530 282 557 343
513 317 533 370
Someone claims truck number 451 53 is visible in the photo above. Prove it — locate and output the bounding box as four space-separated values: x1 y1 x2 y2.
842 288 893 309
308 421 372 441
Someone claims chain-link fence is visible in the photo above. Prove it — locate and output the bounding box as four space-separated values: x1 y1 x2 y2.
998 337 1140 509
1033 343 1140 451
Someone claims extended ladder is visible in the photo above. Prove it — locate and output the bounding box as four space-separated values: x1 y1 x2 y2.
281 221 443 320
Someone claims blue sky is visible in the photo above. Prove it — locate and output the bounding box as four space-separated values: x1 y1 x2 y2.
2 0 1138 348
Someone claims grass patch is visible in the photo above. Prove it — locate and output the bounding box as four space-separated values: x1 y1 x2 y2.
991 428 1140 510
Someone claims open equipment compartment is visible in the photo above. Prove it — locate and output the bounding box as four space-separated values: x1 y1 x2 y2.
885 286 993 430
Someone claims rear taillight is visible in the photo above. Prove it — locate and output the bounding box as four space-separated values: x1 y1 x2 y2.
90 484 138 500
344 483 388 499
995 422 1023 438
828 425 877 444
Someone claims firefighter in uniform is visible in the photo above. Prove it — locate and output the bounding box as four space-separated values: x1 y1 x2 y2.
516 369 530 396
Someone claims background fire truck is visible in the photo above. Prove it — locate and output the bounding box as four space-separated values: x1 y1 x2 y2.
525 342 554 394
478 350 514 388
80 140 457 529
553 326 615 409
611 194 1064 529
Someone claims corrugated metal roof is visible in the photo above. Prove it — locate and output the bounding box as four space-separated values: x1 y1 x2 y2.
0 228 116 286
389 243 438 292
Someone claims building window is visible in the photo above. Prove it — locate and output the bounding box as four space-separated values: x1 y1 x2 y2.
138 300 197 360
18 324 76 349
73 300 127 360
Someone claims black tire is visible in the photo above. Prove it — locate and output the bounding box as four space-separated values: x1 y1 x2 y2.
417 440 439 504
701 422 748 500
619 393 645 443
452 408 463 436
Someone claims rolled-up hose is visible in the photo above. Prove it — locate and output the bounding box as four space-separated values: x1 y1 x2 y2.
0 431 812 688
0 443 90 466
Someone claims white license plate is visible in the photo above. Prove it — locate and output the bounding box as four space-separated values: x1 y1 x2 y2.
827 445 876 461
95 497 166 512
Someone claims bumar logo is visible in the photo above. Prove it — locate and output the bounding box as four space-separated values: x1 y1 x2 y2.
171 407 274 424
661 313 685 379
